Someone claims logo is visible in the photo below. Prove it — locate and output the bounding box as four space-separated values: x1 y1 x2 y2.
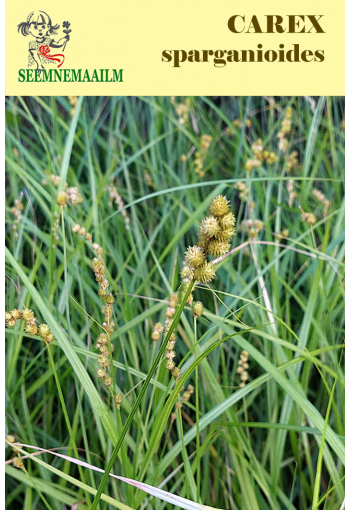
16 10 123 83
17 10 71 71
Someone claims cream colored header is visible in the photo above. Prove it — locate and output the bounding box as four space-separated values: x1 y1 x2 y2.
5 0 344 95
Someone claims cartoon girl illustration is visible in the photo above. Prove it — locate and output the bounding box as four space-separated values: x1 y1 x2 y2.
17 11 70 72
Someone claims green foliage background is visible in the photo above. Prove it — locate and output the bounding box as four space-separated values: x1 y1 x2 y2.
5 96 345 510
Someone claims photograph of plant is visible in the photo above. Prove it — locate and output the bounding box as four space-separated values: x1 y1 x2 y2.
5 96 345 510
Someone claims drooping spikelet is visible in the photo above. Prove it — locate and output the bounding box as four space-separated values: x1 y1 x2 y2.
209 195 230 217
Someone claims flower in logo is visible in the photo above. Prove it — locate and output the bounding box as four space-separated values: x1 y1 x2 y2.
62 21 71 29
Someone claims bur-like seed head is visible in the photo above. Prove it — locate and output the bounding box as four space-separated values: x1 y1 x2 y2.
97 368 106 379
45 333 54 344
215 227 235 243
219 212 236 230
5 311 12 324
102 305 112 319
151 330 160 342
25 323 38 336
22 308 35 322
91 258 102 272
169 293 178 305
207 240 231 257
193 261 216 283
165 359 175 371
6 434 15 443
98 333 108 345
172 367 181 381
192 301 203 317
7 319 17 328
13 457 24 469
200 215 220 237
209 195 230 217
188 384 194 393
165 350 176 360
104 376 113 387
181 264 194 281
185 246 206 268
115 393 123 409
105 294 115 304
154 322 164 333
11 309 22 321
166 341 176 351
98 355 110 367
56 191 68 206
98 288 107 298
38 324 51 339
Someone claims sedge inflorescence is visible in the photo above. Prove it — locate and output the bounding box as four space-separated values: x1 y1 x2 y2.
237 350 250 387
5 308 54 345
181 195 235 288
245 139 278 172
10 193 24 239
90 254 123 408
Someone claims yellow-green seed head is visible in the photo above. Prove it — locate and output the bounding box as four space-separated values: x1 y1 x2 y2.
200 215 220 237
188 384 194 393
5 311 12 324
165 359 175 371
99 344 109 354
11 309 22 321
98 288 107 298
25 323 38 336
254 220 264 232
185 246 206 268
219 212 236 230
6 434 15 443
193 261 216 283
105 294 115 304
45 333 54 344
7 319 17 328
91 257 102 272
104 376 113 387
13 457 24 469
151 330 160 342
56 191 68 206
192 301 203 317
197 233 209 252
172 367 181 381
215 227 235 242
22 308 35 322
97 368 106 378
102 305 112 319
181 264 194 281
169 293 178 305
154 322 164 333
38 324 51 339
98 333 108 345
166 341 175 351
115 393 123 409
98 355 110 367
209 195 230 217
208 240 230 257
